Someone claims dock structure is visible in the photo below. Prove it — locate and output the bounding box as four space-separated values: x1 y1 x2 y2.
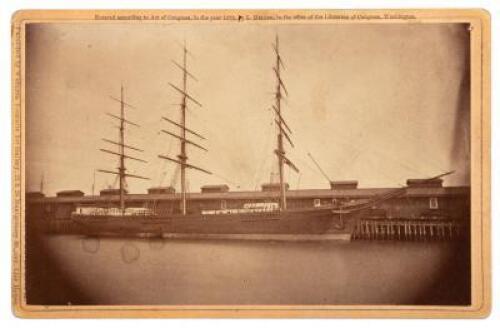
26 175 470 242
353 218 467 241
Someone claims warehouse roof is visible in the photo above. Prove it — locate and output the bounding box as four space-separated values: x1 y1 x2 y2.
27 186 470 204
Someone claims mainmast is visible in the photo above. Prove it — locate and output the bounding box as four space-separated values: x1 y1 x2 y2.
98 85 149 215
272 35 299 211
118 85 126 212
159 42 211 216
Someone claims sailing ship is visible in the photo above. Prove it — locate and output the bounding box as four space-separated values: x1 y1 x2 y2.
71 37 454 238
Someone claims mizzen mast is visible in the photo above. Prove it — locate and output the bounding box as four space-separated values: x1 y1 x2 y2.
159 42 211 215
98 85 149 215
272 35 299 211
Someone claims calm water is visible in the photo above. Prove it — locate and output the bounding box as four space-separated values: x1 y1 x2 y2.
26 235 470 305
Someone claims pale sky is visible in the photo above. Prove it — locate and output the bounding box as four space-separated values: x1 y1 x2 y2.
25 22 470 196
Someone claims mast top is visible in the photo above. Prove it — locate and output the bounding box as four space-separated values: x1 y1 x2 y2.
158 42 210 216
272 35 298 211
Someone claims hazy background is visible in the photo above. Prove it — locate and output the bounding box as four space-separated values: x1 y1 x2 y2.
25 23 470 196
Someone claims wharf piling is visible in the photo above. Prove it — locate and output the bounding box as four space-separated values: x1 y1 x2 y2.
353 218 466 241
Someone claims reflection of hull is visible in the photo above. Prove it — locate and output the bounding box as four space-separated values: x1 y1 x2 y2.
71 206 359 238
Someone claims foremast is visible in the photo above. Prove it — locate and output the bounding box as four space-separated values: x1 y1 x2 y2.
98 85 149 215
272 36 299 211
159 42 212 215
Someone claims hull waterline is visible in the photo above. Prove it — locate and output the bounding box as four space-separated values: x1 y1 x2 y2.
71 207 358 239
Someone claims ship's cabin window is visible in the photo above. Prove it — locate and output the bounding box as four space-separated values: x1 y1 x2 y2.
220 199 227 210
429 197 439 209
313 198 321 207
332 198 338 206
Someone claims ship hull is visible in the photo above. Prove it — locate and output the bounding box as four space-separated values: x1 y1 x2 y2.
71 207 358 238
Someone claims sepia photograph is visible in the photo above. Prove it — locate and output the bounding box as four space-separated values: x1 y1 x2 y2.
11 9 490 318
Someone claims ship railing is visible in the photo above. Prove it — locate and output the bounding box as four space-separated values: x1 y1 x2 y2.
201 207 280 215
72 207 154 217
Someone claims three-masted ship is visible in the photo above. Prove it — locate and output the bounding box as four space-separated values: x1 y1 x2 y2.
71 38 453 238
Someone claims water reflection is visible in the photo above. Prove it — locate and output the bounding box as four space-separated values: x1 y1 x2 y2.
27 235 470 306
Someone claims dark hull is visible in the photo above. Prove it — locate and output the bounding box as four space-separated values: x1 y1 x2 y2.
71 207 358 238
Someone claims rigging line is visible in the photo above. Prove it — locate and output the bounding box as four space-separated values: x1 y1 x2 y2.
162 116 206 140
108 95 137 109
155 136 175 186
100 148 148 163
167 103 200 120
170 165 181 188
381 119 447 171
102 178 111 190
334 127 432 176
253 122 274 190
169 83 202 107
272 106 292 134
322 127 427 179
163 138 176 185
353 156 402 187
112 156 121 188
254 153 271 191
307 152 331 183
175 40 195 59
158 155 212 175
294 153 325 180
157 162 170 187
98 169 150 181
185 179 190 199
275 119 294 148
106 113 140 127
325 139 372 179
365 144 425 177
339 134 410 172
158 171 167 187
102 138 144 152
160 129 208 152
278 151 299 173
325 149 361 183
172 60 198 82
